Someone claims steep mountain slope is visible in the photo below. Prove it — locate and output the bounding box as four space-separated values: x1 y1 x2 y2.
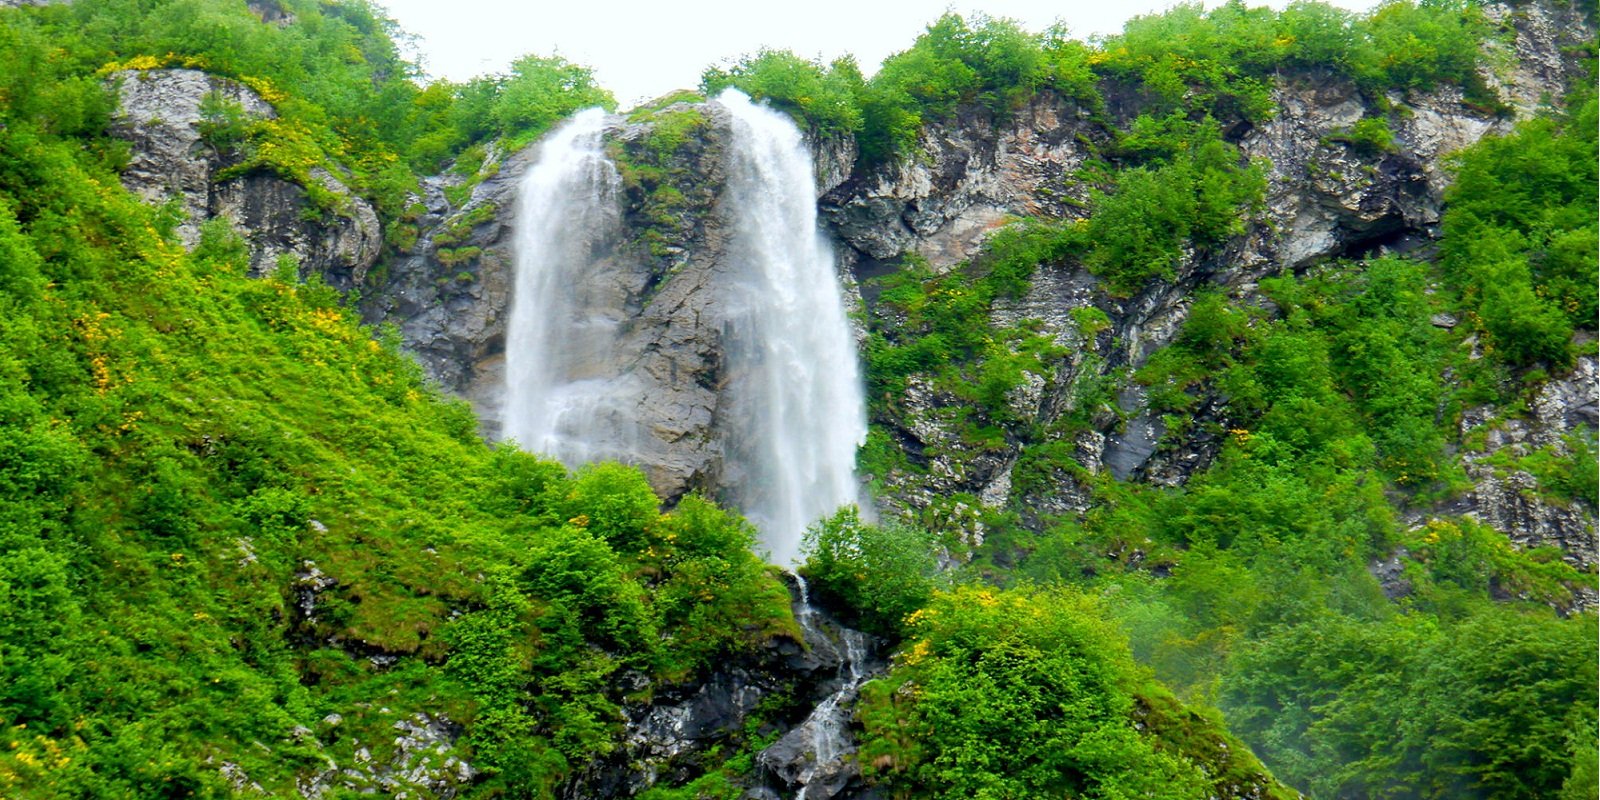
1 0 1595 798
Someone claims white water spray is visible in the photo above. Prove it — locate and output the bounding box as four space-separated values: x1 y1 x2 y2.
502 108 648 464
716 89 868 566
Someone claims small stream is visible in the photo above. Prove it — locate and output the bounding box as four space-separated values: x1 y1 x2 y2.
756 575 879 800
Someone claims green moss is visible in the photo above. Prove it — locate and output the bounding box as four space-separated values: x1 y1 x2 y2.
435 245 482 266
609 106 709 262
1326 116 1398 154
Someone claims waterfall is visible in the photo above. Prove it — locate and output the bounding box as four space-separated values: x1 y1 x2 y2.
505 92 876 800
502 108 647 465
503 94 867 566
716 89 867 566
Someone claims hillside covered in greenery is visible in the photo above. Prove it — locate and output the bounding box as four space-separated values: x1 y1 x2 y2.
0 0 1596 798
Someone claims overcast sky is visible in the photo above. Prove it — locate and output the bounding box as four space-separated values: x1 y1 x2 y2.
375 0 1383 110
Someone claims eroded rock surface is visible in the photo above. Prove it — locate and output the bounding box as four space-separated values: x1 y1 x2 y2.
827 2 1594 547
110 68 380 290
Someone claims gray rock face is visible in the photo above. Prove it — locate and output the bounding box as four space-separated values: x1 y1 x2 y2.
365 101 833 501
109 68 380 291
833 1 1594 542
1460 356 1598 578
1242 79 1441 269
1481 1 1595 117
823 91 1100 268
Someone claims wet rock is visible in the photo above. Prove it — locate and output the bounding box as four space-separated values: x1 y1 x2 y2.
560 576 882 800
293 560 336 623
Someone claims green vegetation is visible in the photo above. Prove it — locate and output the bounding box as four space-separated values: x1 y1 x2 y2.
1327 115 1399 154
607 105 711 260
701 50 864 136
1 0 1596 798
707 1 1506 168
854 585 1289 800
800 507 941 637
0 5 787 794
3 0 612 260
862 244 1070 464
839 8 1596 799
1441 94 1598 367
1087 121 1266 295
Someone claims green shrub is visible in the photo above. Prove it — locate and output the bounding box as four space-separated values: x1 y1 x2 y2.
559 462 660 555
1328 116 1397 154
1086 137 1263 296
1441 97 1597 366
800 507 940 638
858 585 1213 798
490 54 616 147
701 50 863 135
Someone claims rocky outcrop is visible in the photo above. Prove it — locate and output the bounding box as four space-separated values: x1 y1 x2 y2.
246 0 294 26
362 103 736 499
109 68 381 291
365 101 860 502
1460 355 1598 573
823 91 1101 268
833 1 1593 535
1481 0 1595 117
357 147 523 422
560 578 882 800
295 712 475 799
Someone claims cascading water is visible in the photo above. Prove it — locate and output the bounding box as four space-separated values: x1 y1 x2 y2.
716 89 868 566
505 96 878 800
502 108 648 464
783 576 872 800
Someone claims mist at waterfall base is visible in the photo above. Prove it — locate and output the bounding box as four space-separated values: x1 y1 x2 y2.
501 91 868 567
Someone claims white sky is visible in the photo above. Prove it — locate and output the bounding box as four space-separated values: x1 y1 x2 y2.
375 0 1383 110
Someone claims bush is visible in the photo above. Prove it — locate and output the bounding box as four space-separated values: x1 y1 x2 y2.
490 54 616 146
858 585 1212 799
800 507 939 637
1086 137 1263 296
1328 116 1397 154
559 462 660 554
701 50 863 136
1441 98 1597 366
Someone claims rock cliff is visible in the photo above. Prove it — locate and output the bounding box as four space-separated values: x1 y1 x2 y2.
354 4 1594 581
815 1 1598 572
363 100 867 504
110 68 381 291
362 103 738 499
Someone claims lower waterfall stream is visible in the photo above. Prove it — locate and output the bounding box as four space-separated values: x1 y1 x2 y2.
764 576 874 800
